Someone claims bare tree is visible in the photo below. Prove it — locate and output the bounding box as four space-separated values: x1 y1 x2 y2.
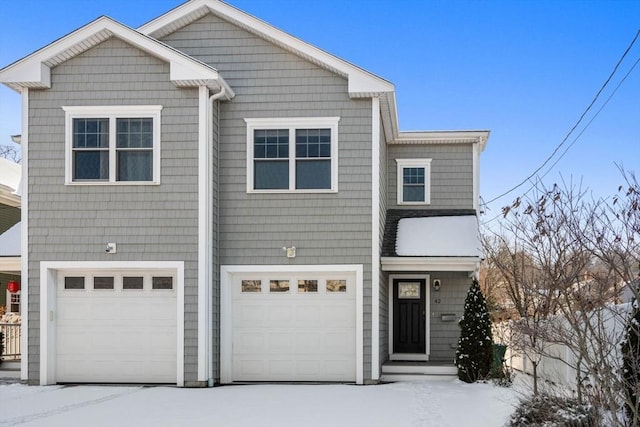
483 171 640 425
0 144 21 163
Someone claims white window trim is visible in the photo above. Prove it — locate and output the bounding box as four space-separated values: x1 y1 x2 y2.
245 117 340 193
396 158 432 205
63 105 162 185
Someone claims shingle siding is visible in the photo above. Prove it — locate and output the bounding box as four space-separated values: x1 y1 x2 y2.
162 14 375 380
26 37 201 383
428 271 469 361
388 144 473 209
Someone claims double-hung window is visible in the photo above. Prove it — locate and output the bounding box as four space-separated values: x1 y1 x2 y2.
396 159 431 205
64 106 162 184
246 117 339 192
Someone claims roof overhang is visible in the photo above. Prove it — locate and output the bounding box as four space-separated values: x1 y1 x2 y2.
382 215 482 273
393 130 490 152
0 257 21 275
0 16 234 98
381 256 480 273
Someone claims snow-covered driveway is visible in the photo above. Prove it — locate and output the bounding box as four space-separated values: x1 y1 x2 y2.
0 380 517 427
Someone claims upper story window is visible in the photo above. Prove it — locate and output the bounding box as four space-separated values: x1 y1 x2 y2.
396 159 431 205
63 106 162 185
245 117 339 193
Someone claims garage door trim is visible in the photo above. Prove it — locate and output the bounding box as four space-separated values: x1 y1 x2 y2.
220 264 363 384
39 261 185 386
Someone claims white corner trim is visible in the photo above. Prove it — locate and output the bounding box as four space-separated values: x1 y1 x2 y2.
371 97 380 380
388 274 430 360
197 86 210 383
220 264 364 385
20 87 28 381
38 261 185 386
473 143 480 212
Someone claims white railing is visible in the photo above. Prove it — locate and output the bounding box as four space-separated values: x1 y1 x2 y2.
0 323 21 360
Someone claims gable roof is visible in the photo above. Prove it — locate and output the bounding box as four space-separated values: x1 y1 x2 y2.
140 0 394 96
0 16 234 98
139 0 399 140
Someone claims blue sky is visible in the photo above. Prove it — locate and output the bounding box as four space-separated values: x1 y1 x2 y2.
1 0 638 218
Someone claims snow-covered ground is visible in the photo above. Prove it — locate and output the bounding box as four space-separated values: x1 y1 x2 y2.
0 379 519 427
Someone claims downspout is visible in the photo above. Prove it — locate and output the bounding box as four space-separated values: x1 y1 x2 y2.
207 85 225 387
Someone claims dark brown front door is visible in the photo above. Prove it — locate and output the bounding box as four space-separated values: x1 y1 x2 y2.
393 279 426 354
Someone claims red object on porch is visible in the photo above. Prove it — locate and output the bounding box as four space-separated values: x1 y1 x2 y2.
7 280 20 293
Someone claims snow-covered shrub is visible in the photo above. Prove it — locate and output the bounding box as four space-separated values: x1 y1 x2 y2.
621 292 640 426
508 393 596 427
455 279 493 383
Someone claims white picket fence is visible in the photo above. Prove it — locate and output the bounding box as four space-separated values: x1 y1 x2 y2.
0 322 21 360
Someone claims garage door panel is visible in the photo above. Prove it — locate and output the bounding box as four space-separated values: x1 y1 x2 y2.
231 271 356 382
268 332 294 353
266 305 292 322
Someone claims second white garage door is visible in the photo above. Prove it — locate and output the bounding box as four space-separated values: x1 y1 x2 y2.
230 270 357 382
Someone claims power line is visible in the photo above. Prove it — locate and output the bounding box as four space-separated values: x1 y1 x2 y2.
483 29 640 207
481 53 640 226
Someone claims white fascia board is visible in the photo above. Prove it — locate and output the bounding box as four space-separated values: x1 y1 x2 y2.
0 257 21 273
0 16 232 96
381 256 480 272
139 0 394 96
394 130 490 149
0 62 50 92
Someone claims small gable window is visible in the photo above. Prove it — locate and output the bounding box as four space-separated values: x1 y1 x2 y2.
396 159 431 205
64 106 162 185
246 117 339 193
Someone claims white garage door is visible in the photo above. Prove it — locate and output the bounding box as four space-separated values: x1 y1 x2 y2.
231 271 356 382
56 270 177 383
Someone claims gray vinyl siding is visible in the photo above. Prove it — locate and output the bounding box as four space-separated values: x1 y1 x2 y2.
388 144 473 210
162 14 374 380
211 100 220 382
429 271 470 361
26 38 201 383
378 120 389 368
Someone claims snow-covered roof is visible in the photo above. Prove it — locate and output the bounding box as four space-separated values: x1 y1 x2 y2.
0 221 20 257
395 216 481 257
0 157 21 207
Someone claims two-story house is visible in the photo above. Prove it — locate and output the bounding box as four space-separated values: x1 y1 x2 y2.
0 0 487 386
